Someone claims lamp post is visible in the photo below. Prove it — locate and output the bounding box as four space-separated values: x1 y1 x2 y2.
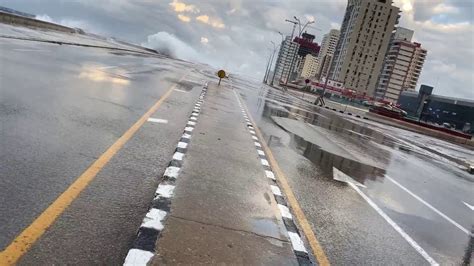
264 41 277 84
277 31 285 43
267 41 277 85
263 49 272 83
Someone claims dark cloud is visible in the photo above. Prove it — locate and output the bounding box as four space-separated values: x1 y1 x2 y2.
0 0 472 99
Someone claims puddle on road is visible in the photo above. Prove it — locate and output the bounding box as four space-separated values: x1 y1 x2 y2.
302 141 386 184
243 87 474 188
248 89 399 185
250 217 283 241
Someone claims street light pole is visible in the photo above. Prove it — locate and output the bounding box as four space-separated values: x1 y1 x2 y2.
267 43 278 85
277 31 285 43
264 42 277 84
263 50 272 83
315 54 334 106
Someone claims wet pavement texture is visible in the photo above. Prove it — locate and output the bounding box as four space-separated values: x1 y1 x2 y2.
0 38 211 263
231 78 474 265
153 83 298 265
1 34 473 265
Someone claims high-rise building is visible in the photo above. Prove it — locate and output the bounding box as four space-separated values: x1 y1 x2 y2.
329 0 400 96
375 27 427 103
293 32 321 57
291 32 320 81
300 54 319 78
393 26 413 41
273 36 300 84
315 29 340 80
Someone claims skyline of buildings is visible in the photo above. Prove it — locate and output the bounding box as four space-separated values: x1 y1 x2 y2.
268 0 434 104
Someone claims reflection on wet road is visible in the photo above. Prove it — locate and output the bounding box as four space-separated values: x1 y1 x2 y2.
233 79 474 265
0 38 212 264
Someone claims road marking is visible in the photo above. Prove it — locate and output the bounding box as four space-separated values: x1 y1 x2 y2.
123 249 154 266
124 84 208 265
163 166 180 179
278 204 293 219
177 142 188 149
236 92 330 266
288 231 308 253
155 184 175 199
147 118 168 124
270 185 282 196
333 168 366 188
265 170 276 180
174 89 188 93
348 182 439 266
172 152 184 161
0 76 186 265
141 208 167 230
385 175 470 235
463 201 474 211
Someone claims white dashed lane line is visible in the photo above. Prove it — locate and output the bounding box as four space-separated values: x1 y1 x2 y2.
147 118 168 124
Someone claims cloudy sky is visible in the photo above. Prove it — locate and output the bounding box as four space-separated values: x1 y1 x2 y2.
1 0 473 99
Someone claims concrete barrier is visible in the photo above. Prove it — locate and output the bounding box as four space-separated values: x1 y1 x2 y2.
365 112 474 147
0 11 75 33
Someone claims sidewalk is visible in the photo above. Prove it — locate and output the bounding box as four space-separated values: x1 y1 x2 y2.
147 82 303 264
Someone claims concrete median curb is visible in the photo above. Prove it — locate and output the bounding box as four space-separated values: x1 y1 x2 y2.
234 90 313 265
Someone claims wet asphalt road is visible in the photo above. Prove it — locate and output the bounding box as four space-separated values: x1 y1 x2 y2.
231 79 474 265
0 38 214 264
1 35 473 265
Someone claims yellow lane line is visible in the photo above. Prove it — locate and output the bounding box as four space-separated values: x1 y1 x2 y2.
237 91 331 266
0 75 185 266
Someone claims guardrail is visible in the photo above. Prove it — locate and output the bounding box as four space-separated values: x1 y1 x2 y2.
0 11 76 33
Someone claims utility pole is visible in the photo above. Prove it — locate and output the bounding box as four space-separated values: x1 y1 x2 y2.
263 49 272 83
267 45 277 84
264 41 277 84
283 19 298 85
285 19 298 40
271 47 280 86
315 54 334 106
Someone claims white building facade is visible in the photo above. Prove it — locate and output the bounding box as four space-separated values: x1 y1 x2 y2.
300 54 319 78
376 27 427 103
273 36 300 84
316 29 340 80
329 0 400 96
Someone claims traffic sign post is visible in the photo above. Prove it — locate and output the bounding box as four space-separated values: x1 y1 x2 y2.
217 70 226 86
